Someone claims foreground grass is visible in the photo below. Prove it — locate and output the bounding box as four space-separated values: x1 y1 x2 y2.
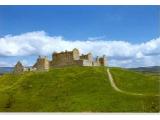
0 67 159 112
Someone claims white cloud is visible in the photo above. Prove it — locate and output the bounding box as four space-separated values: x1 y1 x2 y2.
0 31 159 68
0 61 13 67
88 36 105 40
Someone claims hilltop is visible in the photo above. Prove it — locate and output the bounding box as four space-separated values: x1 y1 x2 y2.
0 67 159 112
129 66 160 73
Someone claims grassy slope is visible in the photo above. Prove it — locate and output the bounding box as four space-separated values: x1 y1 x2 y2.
110 67 160 95
0 67 159 112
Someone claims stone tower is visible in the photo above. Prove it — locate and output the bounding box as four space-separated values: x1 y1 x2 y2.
73 48 80 60
13 61 24 73
33 56 49 71
99 55 107 66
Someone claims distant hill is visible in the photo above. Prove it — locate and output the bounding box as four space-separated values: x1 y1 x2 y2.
0 67 13 75
128 66 160 73
0 67 159 112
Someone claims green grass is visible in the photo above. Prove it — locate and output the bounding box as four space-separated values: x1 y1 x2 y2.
0 66 159 112
110 67 160 95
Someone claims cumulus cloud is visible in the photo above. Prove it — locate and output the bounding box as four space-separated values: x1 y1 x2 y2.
0 31 159 68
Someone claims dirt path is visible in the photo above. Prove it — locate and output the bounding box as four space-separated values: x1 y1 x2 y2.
107 68 160 96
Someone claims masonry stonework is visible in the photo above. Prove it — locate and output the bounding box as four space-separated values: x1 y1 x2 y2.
13 61 24 73
13 48 108 73
33 56 49 71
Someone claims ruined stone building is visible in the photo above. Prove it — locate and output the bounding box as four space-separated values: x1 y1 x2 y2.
13 61 36 74
13 61 24 73
50 48 107 67
13 48 107 73
33 56 49 71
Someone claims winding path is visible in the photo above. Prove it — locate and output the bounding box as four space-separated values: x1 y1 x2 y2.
107 68 160 96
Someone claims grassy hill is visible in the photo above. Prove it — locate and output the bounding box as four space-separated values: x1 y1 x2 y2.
129 66 160 73
0 67 159 112
110 67 160 95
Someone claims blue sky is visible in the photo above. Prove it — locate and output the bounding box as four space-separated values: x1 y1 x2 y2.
0 6 159 67
0 6 159 42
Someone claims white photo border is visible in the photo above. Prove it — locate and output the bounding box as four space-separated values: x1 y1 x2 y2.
0 0 160 5
0 0 159 120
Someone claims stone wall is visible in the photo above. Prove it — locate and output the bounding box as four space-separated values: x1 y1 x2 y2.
24 67 37 72
80 53 93 61
93 61 100 66
51 48 82 67
82 60 93 66
13 61 24 73
73 48 80 60
53 52 73 62
99 55 107 66
51 48 107 67
33 56 49 71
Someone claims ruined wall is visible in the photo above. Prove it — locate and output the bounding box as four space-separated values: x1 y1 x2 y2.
34 57 49 71
51 60 83 67
50 49 108 67
92 56 100 66
74 60 83 66
93 61 100 66
99 55 107 66
24 67 37 71
51 49 79 67
51 50 96 67
80 54 87 60
13 61 24 73
73 48 80 60
53 52 73 62
82 60 93 66
80 53 93 61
